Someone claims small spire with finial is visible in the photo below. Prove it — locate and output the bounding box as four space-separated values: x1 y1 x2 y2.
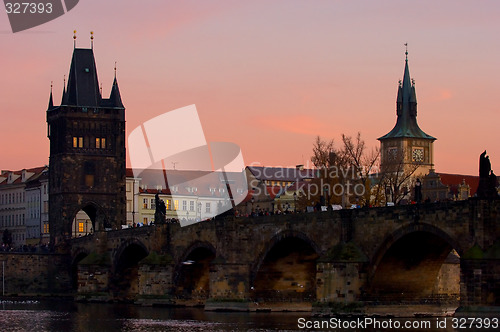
114 61 117 79
48 81 54 110
100 83 102 95
404 42 408 60
90 31 94 49
73 30 77 48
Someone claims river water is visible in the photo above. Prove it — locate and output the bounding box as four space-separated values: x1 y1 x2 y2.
0 300 491 331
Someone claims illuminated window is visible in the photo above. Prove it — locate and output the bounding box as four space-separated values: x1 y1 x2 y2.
166 199 171 210
143 198 148 209
73 137 83 148
101 138 106 149
78 222 84 233
96 138 100 148
143 217 148 224
43 223 49 233
174 200 179 210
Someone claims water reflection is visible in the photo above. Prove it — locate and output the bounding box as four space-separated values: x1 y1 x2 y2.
0 300 473 331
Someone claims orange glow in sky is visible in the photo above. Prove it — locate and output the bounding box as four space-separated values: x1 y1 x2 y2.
1 1 500 175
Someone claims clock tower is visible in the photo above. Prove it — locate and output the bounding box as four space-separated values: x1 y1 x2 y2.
378 49 436 176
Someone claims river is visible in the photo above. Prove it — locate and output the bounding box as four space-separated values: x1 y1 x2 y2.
0 300 494 331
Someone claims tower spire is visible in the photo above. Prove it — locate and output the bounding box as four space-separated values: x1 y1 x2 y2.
47 81 54 110
61 75 67 104
378 48 435 141
73 30 77 48
90 31 94 49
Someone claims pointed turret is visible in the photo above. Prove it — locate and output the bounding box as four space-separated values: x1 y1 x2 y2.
109 76 124 108
378 51 435 141
47 85 54 110
64 48 102 106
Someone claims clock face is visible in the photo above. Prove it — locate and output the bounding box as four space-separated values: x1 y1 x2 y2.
412 148 424 162
388 147 398 160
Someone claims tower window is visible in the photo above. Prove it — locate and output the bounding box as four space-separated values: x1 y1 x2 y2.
96 137 106 149
84 162 95 187
73 137 83 148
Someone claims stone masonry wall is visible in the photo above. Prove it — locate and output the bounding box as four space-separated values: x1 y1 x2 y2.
0 253 71 296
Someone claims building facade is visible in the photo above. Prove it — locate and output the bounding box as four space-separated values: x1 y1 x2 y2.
0 167 48 248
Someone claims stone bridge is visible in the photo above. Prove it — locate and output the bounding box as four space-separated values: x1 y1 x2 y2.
69 199 500 313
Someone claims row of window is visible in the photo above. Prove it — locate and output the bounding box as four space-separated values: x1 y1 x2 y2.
0 213 26 227
142 198 211 213
0 192 25 205
72 136 107 149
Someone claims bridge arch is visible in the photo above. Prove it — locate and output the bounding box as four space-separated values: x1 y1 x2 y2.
250 230 320 302
370 222 463 270
368 222 462 302
111 238 149 301
174 241 216 301
68 201 110 238
251 230 321 283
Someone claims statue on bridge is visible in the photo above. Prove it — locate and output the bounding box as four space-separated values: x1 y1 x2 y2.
154 193 167 224
477 150 499 199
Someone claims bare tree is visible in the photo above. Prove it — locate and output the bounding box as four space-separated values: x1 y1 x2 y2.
341 132 380 206
377 148 420 205
299 134 380 210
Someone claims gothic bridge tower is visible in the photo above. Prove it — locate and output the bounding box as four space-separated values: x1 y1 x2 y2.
47 34 126 245
378 48 436 176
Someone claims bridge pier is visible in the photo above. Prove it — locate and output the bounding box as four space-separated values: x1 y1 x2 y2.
205 262 251 311
314 242 368 314
136 252 175 306
457 246 500 315
76 254 112 302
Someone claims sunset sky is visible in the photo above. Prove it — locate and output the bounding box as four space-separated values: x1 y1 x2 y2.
1 0 499 175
